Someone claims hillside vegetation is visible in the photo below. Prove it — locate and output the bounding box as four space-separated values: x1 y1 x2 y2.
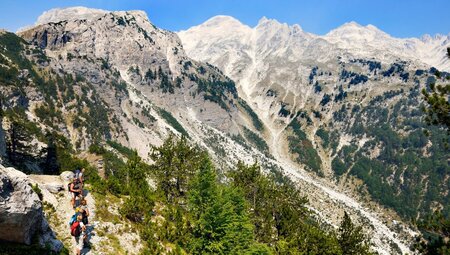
84 135 372 255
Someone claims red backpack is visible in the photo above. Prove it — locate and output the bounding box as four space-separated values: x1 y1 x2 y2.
70 221 81 237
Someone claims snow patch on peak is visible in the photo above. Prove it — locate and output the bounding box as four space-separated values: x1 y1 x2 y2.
36 6 108 25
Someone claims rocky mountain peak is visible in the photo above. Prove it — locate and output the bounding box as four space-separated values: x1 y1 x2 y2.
255 16 289 32
420 33 450 43
325 21 390 41
201 15 247 28
180 15 252 41
35 6 108 25
20 8 187 78
13 8 248 159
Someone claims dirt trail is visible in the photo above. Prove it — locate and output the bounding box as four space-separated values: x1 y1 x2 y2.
29 174 100 254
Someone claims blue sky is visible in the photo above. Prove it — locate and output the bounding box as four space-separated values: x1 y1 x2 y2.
0 0 449 38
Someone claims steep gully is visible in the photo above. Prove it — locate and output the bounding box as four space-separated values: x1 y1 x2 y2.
237 58 416 254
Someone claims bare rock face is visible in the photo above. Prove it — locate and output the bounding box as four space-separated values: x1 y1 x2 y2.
0 165 62 251
0 118 6 163
17 8 246 158
0 165 39 244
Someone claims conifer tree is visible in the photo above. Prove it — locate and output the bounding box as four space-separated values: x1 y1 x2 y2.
338 211 372 255
43 132 59 175
188 158 266 254
149 135 201 202
120 153 154 222
6 121 32 169
231 162 341 254
415 210 450 254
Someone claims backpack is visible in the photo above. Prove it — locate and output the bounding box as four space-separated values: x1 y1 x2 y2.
70 221 81 237
73 181 81 190
74 169 81 180
69 213 78 226
68 179 80 192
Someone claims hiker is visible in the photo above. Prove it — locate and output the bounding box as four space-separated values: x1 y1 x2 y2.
79 199 90 225
70 177 83 208
74 168 85 186
71 214 87 255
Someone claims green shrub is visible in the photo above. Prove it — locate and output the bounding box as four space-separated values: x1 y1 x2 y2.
316 128 330 148
88 144 107 155
238 99 264 131
242 126 270 155
156 107 189 137
106 140 135 158
30 183 43 201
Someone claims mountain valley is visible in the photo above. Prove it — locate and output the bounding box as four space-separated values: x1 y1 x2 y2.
0 7 448 254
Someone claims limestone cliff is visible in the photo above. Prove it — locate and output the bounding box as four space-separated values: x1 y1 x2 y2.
0 164 62 251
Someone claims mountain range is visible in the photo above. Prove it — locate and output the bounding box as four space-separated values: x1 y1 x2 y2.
0 7 448 254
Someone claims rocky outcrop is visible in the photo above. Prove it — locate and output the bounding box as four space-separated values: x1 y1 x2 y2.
0 164 62 251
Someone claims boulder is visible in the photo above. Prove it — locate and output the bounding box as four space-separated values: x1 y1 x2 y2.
0 164 62 251
28 175 61 206
0 165 40 245
44 182 64 193
60 171 75 182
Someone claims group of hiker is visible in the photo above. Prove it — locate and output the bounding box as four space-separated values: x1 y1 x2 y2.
68 168 90 255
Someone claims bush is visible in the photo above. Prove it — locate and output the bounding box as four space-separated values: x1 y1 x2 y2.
88 144 107 155
156 107 189 137
30 183 43 201
238 99 264 131
242 126 269 155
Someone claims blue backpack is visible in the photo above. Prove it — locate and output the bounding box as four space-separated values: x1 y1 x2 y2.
69 213 79 226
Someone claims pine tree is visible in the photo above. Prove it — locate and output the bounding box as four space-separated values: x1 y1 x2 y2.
231 162 340 254
6 121 32 169
415 210 450 254
120 153 155 223
422 82 450 129
145 69 155 80
149 135 201 202
338 211 372 255
43 132 59 175
188 158 266 254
